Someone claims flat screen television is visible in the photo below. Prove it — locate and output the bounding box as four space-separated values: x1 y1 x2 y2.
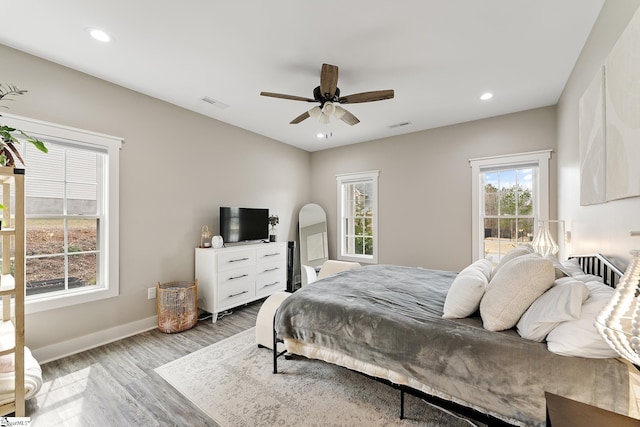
219 207 269 243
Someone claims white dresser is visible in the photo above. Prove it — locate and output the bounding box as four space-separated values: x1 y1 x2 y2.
195 242 287 322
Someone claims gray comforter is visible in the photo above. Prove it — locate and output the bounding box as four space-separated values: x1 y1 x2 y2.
274 264 631 427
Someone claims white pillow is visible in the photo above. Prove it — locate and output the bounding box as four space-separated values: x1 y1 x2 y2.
572 273 604 283
546 282 617 358
473 258 494 281
442 259 492 319
480 253 555 331
516 277 589 342
543 254 569 279
559 258 585 277
491 244 535 279
558 259 604 283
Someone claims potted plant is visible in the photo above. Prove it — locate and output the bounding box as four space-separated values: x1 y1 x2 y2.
0 84 48 167
268 215 279 242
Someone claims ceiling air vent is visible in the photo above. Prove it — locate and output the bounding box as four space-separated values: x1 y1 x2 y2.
388 121 411 129
201 96 229 109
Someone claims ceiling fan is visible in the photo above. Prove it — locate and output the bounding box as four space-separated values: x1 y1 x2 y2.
260 63 394 126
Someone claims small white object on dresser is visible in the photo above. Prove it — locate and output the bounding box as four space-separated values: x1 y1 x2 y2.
195 242 287 322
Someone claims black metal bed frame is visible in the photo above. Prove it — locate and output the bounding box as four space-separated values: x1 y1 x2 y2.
271 254 625 427
568 253 625 287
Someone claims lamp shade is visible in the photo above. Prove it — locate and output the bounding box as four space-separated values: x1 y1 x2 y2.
321 102 336 116
531 221 559 257
319 112 330 124
334 105 346 120
595 250 640 365
308 106 322 119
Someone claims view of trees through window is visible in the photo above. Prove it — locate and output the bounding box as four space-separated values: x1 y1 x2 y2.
21 141 101 297
344 182 374 256
482 167 535 264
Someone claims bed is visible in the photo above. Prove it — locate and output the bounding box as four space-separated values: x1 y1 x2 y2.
272 251 639 427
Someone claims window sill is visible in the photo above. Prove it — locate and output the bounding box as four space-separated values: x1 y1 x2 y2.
26 284 118 314
338 254 377 265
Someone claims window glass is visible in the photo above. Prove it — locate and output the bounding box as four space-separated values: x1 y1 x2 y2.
481 166 536 264
23 142 104 298
336 171 378 263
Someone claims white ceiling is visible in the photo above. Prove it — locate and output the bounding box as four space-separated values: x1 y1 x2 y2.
0 0 605 152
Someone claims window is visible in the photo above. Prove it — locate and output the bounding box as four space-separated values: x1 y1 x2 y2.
336 170 379 264
470 150 551 263
2 113 121 314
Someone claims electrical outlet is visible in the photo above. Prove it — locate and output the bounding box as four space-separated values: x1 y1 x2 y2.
147 287 157 300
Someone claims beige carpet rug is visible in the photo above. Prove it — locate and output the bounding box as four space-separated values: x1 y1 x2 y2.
155 327 482 427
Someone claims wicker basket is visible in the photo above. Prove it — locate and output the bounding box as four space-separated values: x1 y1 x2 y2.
157 280 198 333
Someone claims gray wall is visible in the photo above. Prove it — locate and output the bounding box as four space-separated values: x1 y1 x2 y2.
0 44 311 353
310 106 558 272
557 0 640 266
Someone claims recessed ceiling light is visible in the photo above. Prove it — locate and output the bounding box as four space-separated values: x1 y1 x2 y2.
480 92 493 101
88 28 111 43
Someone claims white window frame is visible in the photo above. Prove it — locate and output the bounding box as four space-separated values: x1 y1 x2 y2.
2 113 121 314
469 150 551 261
336 170 379 264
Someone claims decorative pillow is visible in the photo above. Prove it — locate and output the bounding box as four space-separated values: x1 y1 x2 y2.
480 253 555 331
442 259 492 319
490 244 535 279
546 281 617 358
516 277 589 342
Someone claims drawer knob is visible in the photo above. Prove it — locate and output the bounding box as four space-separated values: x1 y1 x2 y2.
229 273 249 280
229 257 250 263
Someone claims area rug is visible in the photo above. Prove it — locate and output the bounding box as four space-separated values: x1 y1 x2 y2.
155 328 481 427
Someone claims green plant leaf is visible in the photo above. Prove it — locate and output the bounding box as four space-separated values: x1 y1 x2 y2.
0 84 49 162
19 130 48 153
6 142 25 166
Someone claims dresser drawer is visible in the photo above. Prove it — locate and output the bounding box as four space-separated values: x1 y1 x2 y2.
255 262 286 298
216 277 255 310
217 249 256 272
217 266 255 286
256 244 286 264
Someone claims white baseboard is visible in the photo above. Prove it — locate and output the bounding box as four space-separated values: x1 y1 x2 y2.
32 315 158 364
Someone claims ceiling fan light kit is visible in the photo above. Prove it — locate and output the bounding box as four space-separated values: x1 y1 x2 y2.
260 63 394 127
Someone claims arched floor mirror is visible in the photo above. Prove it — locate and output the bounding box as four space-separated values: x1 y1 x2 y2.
298 203 329 274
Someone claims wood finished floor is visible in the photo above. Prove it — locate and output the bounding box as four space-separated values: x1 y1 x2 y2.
26 300 262 426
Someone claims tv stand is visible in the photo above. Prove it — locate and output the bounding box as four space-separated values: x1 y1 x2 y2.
195 242 287 322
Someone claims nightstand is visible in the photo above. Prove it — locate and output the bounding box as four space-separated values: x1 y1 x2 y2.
545 392 640 427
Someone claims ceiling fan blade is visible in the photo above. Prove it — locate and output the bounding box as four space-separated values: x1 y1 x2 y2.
338 89 394 104
290 111 311 124
320 64 339 98
260 92 315 102
339 108 360 126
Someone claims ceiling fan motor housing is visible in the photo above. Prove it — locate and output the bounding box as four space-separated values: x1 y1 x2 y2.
313 86 340 105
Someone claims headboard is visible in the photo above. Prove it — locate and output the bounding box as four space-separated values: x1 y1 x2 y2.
568 253 625 288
